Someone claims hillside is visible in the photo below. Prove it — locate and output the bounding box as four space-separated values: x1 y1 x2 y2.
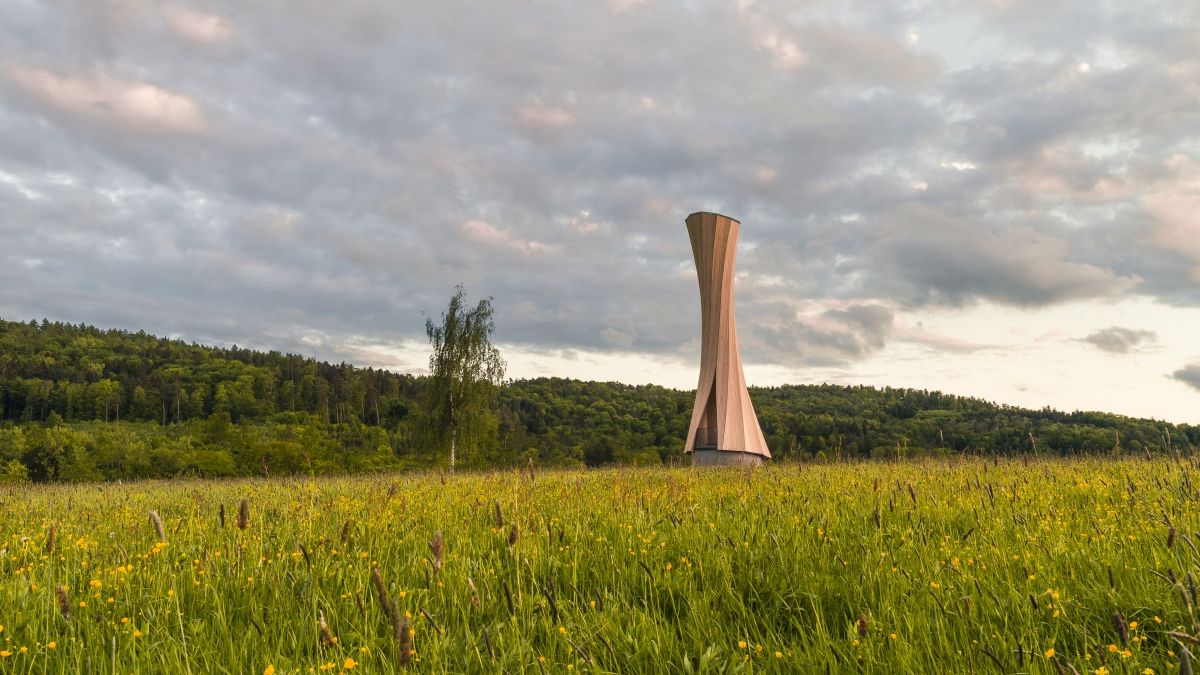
0 317 1196 481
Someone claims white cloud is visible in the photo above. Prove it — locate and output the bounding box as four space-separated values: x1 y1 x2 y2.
7 67 206 134
461 219 561 255
162 6 233 45
513 103 576 133
755 33 808 71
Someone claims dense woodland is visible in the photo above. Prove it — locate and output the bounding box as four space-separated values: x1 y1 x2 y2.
0 318 1196 482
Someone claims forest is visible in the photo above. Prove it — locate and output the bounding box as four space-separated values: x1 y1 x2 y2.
0 317 1196 481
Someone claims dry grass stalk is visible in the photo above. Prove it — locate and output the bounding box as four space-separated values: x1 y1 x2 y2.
429 531 444 572
397 615 413 668
318 610 336 647
1113 612 1129 647
370 567 410 667
237 498 249 530
371 567 391 613
55 585 71 620
149 510 166 542
467 577 480 609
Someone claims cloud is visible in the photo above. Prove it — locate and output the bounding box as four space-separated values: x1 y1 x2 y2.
1172 364 1200 393
513 103 576 137
6 67 206 134
860 204 1141 307
755 32 808 71
751 302 895 366
161 6 234 45
461 220 561 255
1081 326 1157 353
0 0 1197 376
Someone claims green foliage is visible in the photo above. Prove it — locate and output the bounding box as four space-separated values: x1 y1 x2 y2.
0 458 28 483
419 287 506 469
0 316 1197 483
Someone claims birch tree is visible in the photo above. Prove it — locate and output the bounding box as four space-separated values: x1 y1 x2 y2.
422 286 505 470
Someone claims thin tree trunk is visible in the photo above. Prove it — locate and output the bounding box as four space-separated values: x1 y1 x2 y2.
450 430 457 472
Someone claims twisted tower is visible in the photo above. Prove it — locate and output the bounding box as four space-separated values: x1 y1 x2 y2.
684 212 771 466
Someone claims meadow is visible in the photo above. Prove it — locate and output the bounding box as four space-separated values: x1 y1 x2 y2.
0 457 1197 674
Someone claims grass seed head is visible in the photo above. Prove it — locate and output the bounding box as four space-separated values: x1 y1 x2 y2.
237 498 250 530
45 524 56 554
467 577 480 609
1112 612 1128 647
318 611 336 647
149 510 166 542
397 615 413 668
55 585 70 620
429 531 444 571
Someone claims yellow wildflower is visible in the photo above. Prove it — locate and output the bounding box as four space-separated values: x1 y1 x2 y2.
47 642 56 650
343 658 357 669
1045 648 1055 658
738 640 747 649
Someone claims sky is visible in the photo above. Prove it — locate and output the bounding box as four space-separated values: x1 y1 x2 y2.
1 0 1198 423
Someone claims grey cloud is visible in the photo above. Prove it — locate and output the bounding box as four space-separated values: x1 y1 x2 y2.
748 302 895 367
1081 326 1157 354
1172 365 1200 393
0 0 1197 371
854 204 1140 307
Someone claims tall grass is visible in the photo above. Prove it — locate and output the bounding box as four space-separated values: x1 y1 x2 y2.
0 457 1196 673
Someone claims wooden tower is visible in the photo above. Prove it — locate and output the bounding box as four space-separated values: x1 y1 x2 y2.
684 212 771 466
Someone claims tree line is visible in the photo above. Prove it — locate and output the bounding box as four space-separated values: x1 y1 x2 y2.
0 317 1196 482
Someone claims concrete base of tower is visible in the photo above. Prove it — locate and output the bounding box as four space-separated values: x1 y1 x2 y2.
691 449 766 467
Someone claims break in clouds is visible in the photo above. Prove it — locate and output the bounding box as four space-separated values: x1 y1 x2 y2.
0 0 1198 374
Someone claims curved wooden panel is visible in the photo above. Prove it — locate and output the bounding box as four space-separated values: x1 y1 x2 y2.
684 212 771 462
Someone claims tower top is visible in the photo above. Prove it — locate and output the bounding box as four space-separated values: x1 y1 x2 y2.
685 211 741 225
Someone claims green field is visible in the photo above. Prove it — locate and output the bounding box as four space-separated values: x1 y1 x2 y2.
1 457 1197 673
